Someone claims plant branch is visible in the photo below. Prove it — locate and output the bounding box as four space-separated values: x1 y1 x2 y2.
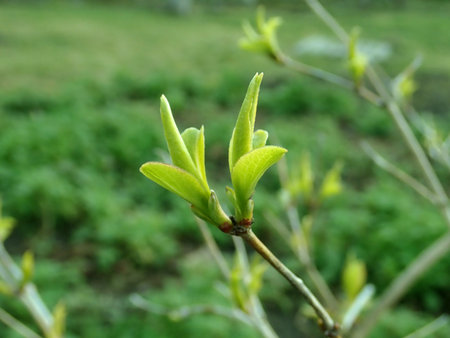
403 314 449 338
361 142 437 203
196 218 230 280
239 229 338 337
302 0 450 228
0 307 42 338
351 231 450 338
0 244 53 336
278 55 381 106
232 236 279 338
286 206 339 310
341 285 375 333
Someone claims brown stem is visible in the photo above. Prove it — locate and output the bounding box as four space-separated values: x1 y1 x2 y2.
239 229 339 337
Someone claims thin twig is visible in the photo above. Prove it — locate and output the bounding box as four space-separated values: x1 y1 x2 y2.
196 218 230 280
232 237 279 338
302 0 449 218
295 2 450 337
240 229 338 337
0 307 42 338
403 314 449 338
129 293 254 326
286 206 339 310
0 244 53 335
361 142 437 203
263 211 292 243
351 232 450 338
278 55 381 106
367 69 450 215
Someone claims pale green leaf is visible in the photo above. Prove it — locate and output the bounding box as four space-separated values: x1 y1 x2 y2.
239 39 270 53
242 21 258 40
249 256 268 296
160 95 197 176
299 152 314 198
232 146 287 205
49 302 66 338
252 129 268 149
348 28 367 85
256 6 266 33
320 162 343 199
342 254 367 301
140 162 208 207
181 126 208 189
0 217 15 242
264 17 282 36
21 250 34 287
229 73 264 171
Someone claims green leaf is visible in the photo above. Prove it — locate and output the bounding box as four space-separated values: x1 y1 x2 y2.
232 146 287 207
252 129 268 149
348 28 367 86
0 217 15 242
229 73 264 172
181 126 208 189
342 254 367 301
0 281 12 295
299 152 314 199
49 302 66 338
140 162 208 207
230 255 247 311
20 250 34 288
320 162 343 199
249 256 268 296
160 95 198 176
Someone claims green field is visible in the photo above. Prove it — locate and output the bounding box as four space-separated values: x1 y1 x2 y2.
0 2 449 337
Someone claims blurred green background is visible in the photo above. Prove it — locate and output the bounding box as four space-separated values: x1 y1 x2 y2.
0 0 449 337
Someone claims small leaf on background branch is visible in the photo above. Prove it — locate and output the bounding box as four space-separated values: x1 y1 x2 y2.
342 254 367 301
240 6 282 61
320 162 343 199
0 199 16 242
348 28 367 87
249 256 268 295
20 250 34 288
48 302 66 338
299 152 314 199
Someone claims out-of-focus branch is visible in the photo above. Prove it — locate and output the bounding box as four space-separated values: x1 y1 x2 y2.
0 307 42 338
285 206 339 310
361 142 437 203
129 293 253 326
232 237 279 338
0 244 53 336
196 218 230 280
403 314 449 338
351 232 450 338
278 55 381 106
301 0 450 228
